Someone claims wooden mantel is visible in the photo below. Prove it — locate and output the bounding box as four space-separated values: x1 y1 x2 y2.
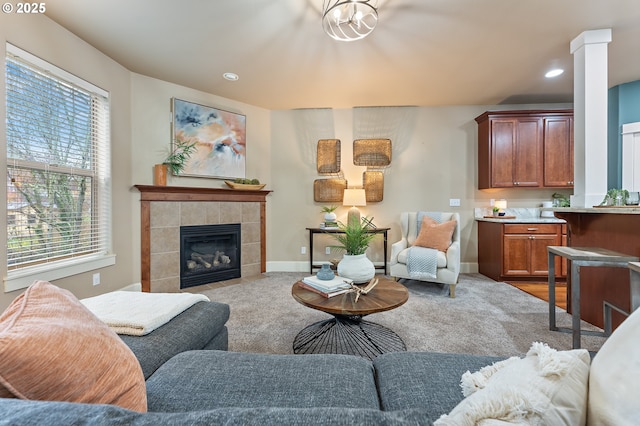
134 185 272 202
134 185 272 292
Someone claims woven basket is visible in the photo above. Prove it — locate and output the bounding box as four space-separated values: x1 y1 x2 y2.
363 171 384 202
353 139 392 167
313 178 347 202
317 139 341 174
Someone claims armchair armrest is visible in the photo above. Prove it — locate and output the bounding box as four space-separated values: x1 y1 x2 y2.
390 238 408 264
445 240 461 274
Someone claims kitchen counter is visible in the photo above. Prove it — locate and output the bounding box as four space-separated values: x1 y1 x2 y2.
477 217 565 223
474 207 565 224
549 206 640 214
553 209 640 331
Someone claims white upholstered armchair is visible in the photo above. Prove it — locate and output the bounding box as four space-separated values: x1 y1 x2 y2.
389 212 461 297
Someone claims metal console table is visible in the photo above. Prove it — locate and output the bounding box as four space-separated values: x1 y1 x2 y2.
306 227 390 275
547 246 638 349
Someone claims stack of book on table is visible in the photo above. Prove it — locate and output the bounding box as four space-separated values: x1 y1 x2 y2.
299 275 353 298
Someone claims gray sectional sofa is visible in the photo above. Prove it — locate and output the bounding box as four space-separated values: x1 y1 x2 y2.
8 290 638 425
0 299 503 425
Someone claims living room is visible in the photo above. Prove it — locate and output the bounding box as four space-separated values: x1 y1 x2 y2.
2 2 639 312
3 2 640 424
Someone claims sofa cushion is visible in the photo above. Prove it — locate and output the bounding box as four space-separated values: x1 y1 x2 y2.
435 342 590 425
0 281 146 412
120 301 230 379
146 350 380 411
0 398 437 426
588 306 640 425
374 351 504 420
413 216 456 252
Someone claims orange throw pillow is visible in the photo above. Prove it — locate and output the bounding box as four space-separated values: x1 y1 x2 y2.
413 216 456 252
0 281 147 412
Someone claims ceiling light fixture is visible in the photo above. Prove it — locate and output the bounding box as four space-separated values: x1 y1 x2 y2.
322 0 378 42
545 69 564 78
223 72 239 81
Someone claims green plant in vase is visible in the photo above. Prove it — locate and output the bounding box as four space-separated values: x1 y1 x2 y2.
330 218 376 283
321 205 338 223
164 140 197 175
330 218 376 256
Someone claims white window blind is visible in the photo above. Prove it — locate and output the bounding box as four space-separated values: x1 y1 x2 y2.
5 44 112 287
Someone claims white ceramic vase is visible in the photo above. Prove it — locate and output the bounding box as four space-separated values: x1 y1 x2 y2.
337 253 375 284
324 212 337 222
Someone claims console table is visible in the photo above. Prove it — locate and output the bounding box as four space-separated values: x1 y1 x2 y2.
306 227 390 275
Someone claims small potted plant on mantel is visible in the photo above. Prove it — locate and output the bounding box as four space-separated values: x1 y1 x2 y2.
154 140 197 186
330 218 377 283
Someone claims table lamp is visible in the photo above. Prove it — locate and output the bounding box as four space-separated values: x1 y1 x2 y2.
494 199 507 214
343 188 366 226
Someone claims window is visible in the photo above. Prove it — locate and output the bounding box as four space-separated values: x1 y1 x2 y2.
5 44 114 291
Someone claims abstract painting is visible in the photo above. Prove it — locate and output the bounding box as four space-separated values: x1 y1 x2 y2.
172 98 246 179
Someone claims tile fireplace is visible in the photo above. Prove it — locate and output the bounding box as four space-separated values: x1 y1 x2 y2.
135 185 271 292
180 223 241 288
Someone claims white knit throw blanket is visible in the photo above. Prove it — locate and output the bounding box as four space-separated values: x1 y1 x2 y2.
407 246 438 279
81 291 210 336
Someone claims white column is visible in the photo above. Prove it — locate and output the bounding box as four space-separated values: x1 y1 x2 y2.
570 29 612 208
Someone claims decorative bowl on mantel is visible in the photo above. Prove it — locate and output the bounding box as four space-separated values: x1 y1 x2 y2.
224 180 266 191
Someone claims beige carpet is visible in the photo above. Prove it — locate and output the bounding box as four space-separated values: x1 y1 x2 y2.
189 272 606 357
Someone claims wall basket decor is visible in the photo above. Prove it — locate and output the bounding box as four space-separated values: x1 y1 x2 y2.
313 178 348 202
353 139 392 167
317 139 341 174
363 171 384 202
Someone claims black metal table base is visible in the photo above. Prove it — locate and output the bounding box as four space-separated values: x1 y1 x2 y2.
293 315 406 360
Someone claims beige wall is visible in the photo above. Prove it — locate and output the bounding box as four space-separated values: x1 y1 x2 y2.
129 74 272 283
268 106 573 273
0 13 572 310
0 13 134 309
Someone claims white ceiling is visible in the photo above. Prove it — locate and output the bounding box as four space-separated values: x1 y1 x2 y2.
44 0 640 110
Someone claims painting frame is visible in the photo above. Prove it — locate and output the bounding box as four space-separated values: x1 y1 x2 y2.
172 97 246 179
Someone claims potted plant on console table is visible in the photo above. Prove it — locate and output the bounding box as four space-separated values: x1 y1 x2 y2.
330 218 376 284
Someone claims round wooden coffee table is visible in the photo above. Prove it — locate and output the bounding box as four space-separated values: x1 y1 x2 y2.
291 277 409 360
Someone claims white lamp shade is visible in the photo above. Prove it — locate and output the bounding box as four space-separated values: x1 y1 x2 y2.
343 188 366 206
494 199 508 210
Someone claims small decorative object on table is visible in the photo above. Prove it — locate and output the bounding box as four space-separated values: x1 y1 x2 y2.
316 263 335 281
349 277 380 303
321 205 339 228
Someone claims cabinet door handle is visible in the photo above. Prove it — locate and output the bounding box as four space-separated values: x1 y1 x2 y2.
527 228 538 231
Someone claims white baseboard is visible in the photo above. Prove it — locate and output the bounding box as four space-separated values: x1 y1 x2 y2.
266 261 479 274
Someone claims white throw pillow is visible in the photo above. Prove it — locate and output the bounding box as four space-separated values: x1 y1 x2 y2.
435 342 590 426
588 307 640 426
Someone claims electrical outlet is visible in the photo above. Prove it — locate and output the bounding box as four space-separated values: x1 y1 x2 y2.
92 273 101 286
301 246 306 255
325 246 331 255
449 198 461 207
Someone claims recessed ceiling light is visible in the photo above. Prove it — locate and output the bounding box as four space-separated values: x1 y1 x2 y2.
223 72 239 81
545 69 564 78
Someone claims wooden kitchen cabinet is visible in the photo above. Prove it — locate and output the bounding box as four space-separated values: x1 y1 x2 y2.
502 224 561 277
478 221 564 281
476 110 573 189
543 116 574 187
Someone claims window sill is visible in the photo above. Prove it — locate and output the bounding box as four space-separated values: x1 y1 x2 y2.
4 254 116 293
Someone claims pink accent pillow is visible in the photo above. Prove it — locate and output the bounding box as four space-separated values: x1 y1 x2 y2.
0 281 147 412
413 216 456 252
